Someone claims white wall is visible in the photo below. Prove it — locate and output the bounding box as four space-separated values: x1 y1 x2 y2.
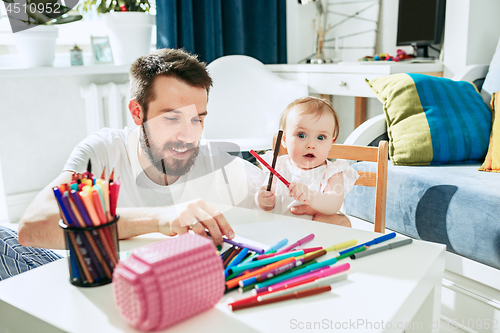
286 0 413 64
286 0 317 64
0 72 128 222
443 0 500 77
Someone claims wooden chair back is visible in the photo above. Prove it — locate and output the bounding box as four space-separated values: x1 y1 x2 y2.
272 135 388 233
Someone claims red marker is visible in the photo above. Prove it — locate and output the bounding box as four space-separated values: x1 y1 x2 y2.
258 276 319 295
249 150 290 187
229 285 331 311
109 179 120 217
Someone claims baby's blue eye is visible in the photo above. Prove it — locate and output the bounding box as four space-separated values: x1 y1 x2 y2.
318 135 325 140
298 133 305 139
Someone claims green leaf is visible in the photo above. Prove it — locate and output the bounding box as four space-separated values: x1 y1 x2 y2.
30 0 58 5
26 9 51 24
43 5 72 19
78 0 152 13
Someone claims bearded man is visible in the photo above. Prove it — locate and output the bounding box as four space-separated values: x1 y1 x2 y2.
2 49 340 281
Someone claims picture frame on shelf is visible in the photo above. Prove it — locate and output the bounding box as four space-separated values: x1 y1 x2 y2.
90 36 114 64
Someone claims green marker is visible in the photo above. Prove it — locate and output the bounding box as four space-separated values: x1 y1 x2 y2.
240 283 257 293
336 246 367 261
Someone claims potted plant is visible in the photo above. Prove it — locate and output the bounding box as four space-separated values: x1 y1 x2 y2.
79 0 155 65
2 0 82 67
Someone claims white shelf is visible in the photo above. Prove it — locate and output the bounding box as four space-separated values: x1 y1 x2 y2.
265 61 443 75
0 63 130 77
0 52 130 77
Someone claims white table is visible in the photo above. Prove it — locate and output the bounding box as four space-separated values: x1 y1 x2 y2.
265 62 444 128
0 206 445 333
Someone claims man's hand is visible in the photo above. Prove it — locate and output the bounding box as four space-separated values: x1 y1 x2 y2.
157 199 235 245
290 205 352 227
288 182 314 204
257 186 276 211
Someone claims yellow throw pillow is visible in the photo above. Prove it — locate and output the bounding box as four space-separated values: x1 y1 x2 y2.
479 91 500 172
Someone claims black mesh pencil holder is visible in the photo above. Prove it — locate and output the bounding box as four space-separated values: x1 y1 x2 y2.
59 215 120 287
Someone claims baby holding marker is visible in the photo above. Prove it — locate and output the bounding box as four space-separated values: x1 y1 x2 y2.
256 97 358 219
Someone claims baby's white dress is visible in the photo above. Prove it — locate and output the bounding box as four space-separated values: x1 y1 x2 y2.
259 153 359 219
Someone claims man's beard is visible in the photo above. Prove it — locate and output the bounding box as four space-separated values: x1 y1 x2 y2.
139 124 200 177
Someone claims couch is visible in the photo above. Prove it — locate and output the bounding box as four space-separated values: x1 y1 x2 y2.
342 63 500 329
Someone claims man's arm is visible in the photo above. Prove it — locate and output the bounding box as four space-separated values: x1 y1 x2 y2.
18 171 158 249
18 171 74 249
19 172 234 249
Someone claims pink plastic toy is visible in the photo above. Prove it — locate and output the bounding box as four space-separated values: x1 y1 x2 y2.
113 233 225 331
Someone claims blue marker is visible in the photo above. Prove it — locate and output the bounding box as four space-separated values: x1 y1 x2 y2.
52 187 75 225
250 238 288 261
68 240 82 280
240 276 258 288
265 238 288 254
224 247 249 278
338 232 396 255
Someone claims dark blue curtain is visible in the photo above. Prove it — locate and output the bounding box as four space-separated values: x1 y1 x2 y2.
156 0 287 64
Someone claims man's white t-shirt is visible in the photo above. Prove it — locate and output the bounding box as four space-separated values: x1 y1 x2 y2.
63 127 265 210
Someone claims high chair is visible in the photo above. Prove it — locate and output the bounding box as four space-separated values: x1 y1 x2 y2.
273 135 389 233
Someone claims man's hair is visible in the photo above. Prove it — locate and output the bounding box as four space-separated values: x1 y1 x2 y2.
129 48 212 116
279 96 340 142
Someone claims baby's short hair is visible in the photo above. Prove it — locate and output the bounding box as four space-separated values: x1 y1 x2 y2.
279 96 340 142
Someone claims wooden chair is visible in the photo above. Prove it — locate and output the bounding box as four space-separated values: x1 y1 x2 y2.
272 135 389 233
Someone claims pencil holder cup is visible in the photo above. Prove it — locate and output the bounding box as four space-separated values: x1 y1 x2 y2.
112 233 225 332
59 216 120 287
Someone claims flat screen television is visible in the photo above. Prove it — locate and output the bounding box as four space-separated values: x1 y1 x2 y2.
396 0 446 59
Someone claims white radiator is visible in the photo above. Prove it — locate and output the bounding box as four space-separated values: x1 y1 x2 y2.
80 82 135 136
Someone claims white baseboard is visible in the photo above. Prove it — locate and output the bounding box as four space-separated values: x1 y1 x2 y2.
446 251 500 291
441 273 500 333
4 190 40 223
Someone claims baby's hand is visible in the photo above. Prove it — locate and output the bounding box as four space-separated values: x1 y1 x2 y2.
288 182 313 204
257 186 276 210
